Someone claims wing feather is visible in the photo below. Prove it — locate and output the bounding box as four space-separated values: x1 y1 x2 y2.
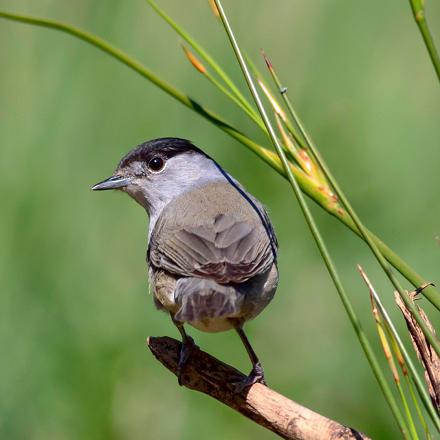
148 182 277 284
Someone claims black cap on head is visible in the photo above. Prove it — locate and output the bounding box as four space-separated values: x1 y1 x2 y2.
118 137 208 169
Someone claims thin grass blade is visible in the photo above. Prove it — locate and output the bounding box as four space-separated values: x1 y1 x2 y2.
368 277 418 439
407 0 440 82
146 0 258 117
181 44 266 130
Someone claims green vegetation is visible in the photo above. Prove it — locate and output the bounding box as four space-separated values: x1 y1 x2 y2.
1 1 440 438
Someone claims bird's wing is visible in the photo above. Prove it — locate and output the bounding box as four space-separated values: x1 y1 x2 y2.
148 182 276 284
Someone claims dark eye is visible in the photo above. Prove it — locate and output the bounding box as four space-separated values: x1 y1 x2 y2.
148 156 165 172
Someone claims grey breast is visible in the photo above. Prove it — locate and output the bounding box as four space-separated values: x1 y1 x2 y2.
148 180 277 285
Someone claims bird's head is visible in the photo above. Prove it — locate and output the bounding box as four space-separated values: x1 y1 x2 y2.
91 137 221 217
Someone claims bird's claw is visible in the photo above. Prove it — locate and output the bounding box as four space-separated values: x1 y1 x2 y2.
232 361 266 393
177 336 198 385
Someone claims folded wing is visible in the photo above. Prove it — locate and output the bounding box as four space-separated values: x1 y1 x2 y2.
149 211 274 284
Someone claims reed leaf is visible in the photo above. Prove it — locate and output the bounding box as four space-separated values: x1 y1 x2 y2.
146 0 258 118
181 44 266 130
407 0 440 82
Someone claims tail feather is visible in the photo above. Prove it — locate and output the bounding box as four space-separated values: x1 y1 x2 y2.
174 277 243 322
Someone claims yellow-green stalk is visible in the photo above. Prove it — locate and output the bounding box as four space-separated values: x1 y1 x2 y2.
369 290 418 440
147 0 258 118
181 44 266 131
275 114 316 179
390 332 432 440
208 0 220 17
407 0 440 82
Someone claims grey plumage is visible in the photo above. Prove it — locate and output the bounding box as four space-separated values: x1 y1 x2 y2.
92 137 279 387
149 181 274 282
148 180 277 331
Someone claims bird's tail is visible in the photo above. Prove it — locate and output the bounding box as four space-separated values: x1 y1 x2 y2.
174 277 243 323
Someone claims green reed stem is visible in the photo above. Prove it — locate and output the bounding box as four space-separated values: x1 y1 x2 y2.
197 58 267 131
247 54 328 185
389 329 432 439
0 12 269 161
246 54 309 150
405 375 433 440
264 55 440 344
408 0 440 83
146 0 259 117
397 381 419 440
213 0 410 436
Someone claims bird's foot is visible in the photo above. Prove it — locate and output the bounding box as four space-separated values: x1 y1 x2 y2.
177 336 198 386
233 361 266 393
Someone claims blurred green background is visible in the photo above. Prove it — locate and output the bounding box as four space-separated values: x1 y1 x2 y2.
1 0 440 438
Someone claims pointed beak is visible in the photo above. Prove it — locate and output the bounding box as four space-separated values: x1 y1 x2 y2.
91 175 132 191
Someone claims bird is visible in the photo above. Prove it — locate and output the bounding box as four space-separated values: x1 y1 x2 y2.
92 137 278 389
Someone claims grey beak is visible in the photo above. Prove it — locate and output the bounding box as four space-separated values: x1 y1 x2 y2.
91 175 132 191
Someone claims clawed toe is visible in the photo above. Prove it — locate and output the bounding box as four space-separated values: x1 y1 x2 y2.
177 336 198 385
232 361 266 393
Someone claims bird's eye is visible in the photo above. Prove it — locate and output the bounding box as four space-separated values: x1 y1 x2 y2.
148 156 165 172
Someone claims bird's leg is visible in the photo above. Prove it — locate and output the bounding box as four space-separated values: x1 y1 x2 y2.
170 314 197 385
233 322 266 392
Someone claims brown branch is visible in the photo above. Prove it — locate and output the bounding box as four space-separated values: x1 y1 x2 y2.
147 336 370 440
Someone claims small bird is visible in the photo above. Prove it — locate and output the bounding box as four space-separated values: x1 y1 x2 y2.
92 138 278 389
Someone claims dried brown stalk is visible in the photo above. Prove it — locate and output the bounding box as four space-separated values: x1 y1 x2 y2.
148 336 370 440
395 288 440 411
